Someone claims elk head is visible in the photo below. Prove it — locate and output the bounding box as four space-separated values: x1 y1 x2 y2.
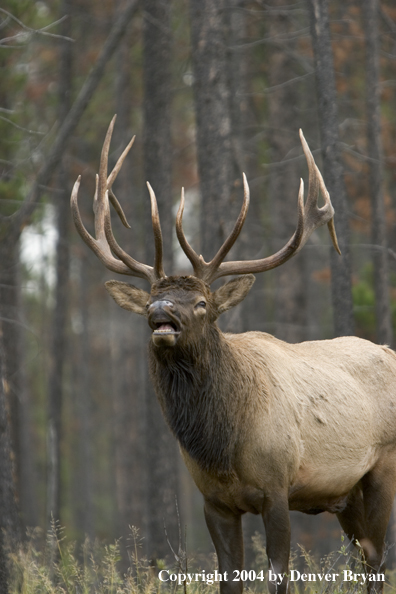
71 116 340 348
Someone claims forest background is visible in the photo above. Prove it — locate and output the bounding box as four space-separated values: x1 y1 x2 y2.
1 0 396 581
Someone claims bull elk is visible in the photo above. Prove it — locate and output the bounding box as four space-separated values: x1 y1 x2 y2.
71 116 396 593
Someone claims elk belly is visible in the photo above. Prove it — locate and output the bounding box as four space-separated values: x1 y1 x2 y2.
288 446 378 514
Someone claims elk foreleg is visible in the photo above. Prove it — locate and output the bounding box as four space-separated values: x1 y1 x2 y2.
204 500 244 594
262 495 291 594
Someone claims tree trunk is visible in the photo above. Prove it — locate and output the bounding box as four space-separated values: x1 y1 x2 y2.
189 0 233 261
142 0 180 560
0 232 36 532
267 3 307 343
0 322 21 592
222 0 265 336
362 0 393 346
111 19 146 563
0 0 141 534
307 0 354 337
46 0 72 528
73 254 94 540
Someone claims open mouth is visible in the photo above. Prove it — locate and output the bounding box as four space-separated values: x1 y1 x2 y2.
153 321 180 335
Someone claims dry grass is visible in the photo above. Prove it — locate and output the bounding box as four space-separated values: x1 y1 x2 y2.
7 524 396 594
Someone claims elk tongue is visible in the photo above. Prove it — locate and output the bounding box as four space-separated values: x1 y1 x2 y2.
154 323 175 334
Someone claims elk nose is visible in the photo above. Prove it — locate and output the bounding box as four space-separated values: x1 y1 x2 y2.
148 300 174 313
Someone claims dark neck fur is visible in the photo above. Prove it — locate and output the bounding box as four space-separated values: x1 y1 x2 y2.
148 326 238 475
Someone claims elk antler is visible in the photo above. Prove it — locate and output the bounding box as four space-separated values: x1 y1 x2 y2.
71 116 166 283
176 129 341 284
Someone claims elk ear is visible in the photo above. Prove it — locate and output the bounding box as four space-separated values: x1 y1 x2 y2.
105 280 150 316
213 274 256 315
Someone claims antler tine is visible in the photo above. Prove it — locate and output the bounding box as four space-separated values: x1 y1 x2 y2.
175 176 250 283
190 130 340 284
97 119 135 231
94 115 115 240
203 173 250 283
146 182 166 280
71 117 161 283
103 190 158 282
299 130 341 255
107 135 136 189
108 189 131 229
106 134 136 229
71 175 137 275
176 187 203 277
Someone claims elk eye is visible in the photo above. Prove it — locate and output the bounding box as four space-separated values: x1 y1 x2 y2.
196 301 206 309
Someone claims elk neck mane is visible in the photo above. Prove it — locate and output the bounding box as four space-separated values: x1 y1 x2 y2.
148 324 243 476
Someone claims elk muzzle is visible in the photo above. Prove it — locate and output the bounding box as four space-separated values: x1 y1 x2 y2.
148 300 181 347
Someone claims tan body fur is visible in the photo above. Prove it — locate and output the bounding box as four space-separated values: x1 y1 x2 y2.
182 333 396 519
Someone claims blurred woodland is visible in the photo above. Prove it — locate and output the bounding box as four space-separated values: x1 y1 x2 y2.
1 0 396 585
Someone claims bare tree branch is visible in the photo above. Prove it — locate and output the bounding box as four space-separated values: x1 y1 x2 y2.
0 116 45 135
1 0 141 242
380 4 396 38
0 9 74 45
